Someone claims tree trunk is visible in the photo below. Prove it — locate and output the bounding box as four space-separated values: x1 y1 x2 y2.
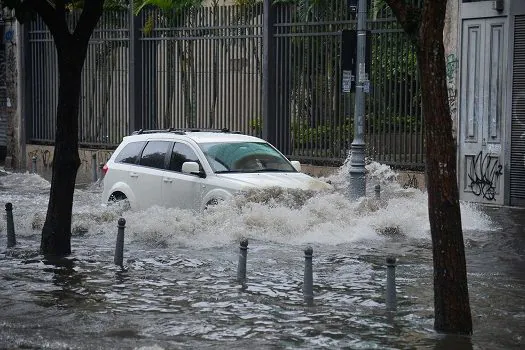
417 3 473 334
40 43 85 257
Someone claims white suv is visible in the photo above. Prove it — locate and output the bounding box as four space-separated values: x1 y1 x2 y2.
102 129 332 211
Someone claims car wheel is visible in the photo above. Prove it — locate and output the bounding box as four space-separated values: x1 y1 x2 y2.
204 198 220 210
108 192 131 210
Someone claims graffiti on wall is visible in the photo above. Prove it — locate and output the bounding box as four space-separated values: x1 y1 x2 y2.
467 151 503 201
78 149 113 172
402 173 419 189
446 53 458 119
27 148 113 174
28 149 52 168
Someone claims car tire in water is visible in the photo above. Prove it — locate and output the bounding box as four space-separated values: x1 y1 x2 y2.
204 198 220 210
108 192 131 211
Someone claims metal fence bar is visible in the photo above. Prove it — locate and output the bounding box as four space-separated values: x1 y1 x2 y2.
25 1 424 169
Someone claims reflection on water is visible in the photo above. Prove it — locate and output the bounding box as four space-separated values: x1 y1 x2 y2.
0 164 523 349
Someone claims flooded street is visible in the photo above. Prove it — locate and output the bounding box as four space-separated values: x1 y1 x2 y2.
0 163 523 349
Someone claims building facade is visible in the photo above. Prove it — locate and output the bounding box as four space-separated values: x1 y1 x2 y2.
457 0 525 206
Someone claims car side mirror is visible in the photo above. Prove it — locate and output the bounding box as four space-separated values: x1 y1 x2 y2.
291 160 301 172
181 161 205 178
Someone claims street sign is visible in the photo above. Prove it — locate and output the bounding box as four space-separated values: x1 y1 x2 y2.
342 70 354 93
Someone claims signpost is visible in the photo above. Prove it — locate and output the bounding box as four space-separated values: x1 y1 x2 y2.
347 0 368 200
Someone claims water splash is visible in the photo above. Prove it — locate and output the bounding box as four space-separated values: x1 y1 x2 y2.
0 162 494 249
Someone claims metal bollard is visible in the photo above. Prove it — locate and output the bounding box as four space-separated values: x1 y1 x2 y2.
92 153 98 182
303 246 314 306
375 184 381 200
31 156 37 174
237 238 249 284
114 218 126 267
5 203 16 248
386 256 397 311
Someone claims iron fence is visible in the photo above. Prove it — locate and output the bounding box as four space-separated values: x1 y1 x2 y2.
27 10 130 147
137 4 263 134
25 1 424 169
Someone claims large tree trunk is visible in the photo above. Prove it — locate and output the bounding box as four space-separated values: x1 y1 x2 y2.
417 2 472 334
22 0 104 257
40 42 85 257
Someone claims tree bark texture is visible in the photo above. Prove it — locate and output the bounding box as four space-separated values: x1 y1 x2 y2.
418 2 472 335
40 42 84 256
385 0 472 334
32 1 104 257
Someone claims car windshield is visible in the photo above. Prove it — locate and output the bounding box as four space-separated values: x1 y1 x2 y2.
199 142 296 173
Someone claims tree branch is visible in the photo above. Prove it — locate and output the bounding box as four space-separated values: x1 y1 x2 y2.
55 0 66 21
73 0 105 46
25 0 71 44
24 0 56 28
384 0 421 42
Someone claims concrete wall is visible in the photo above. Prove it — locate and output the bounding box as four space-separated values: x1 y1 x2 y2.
23 143 426 190
3 20 22 170
26 144 114 185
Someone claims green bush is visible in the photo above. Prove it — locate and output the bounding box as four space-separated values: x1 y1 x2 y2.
292 118 353 150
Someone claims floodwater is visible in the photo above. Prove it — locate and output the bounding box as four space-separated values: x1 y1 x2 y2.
0 163 523 349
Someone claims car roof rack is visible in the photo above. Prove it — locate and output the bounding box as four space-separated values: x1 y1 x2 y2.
131 127 241 135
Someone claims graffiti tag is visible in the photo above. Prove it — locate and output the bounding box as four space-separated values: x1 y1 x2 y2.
467 151 503 201
446 54 458 118
403 174 419 189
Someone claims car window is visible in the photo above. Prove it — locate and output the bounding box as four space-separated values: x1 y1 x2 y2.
199 142 296 173
139 141 171 169
169 142 201 172
115 141 146 164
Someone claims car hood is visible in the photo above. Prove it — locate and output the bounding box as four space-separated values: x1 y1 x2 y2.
216 172 332 191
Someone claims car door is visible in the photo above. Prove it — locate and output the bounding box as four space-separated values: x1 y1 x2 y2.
106 140 146 205
133 140 171 210
162 142 205 211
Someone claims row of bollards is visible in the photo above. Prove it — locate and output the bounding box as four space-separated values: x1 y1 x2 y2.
3 207 396 310
233 237 397 310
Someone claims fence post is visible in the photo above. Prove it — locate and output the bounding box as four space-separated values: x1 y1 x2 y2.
303 246 314 306
91 153 98 182
114 218 126 267
5 203 16 248
386 256 397 311
237 238 249 284
262 0 277 146
129 3 143 133
31 156 37 174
